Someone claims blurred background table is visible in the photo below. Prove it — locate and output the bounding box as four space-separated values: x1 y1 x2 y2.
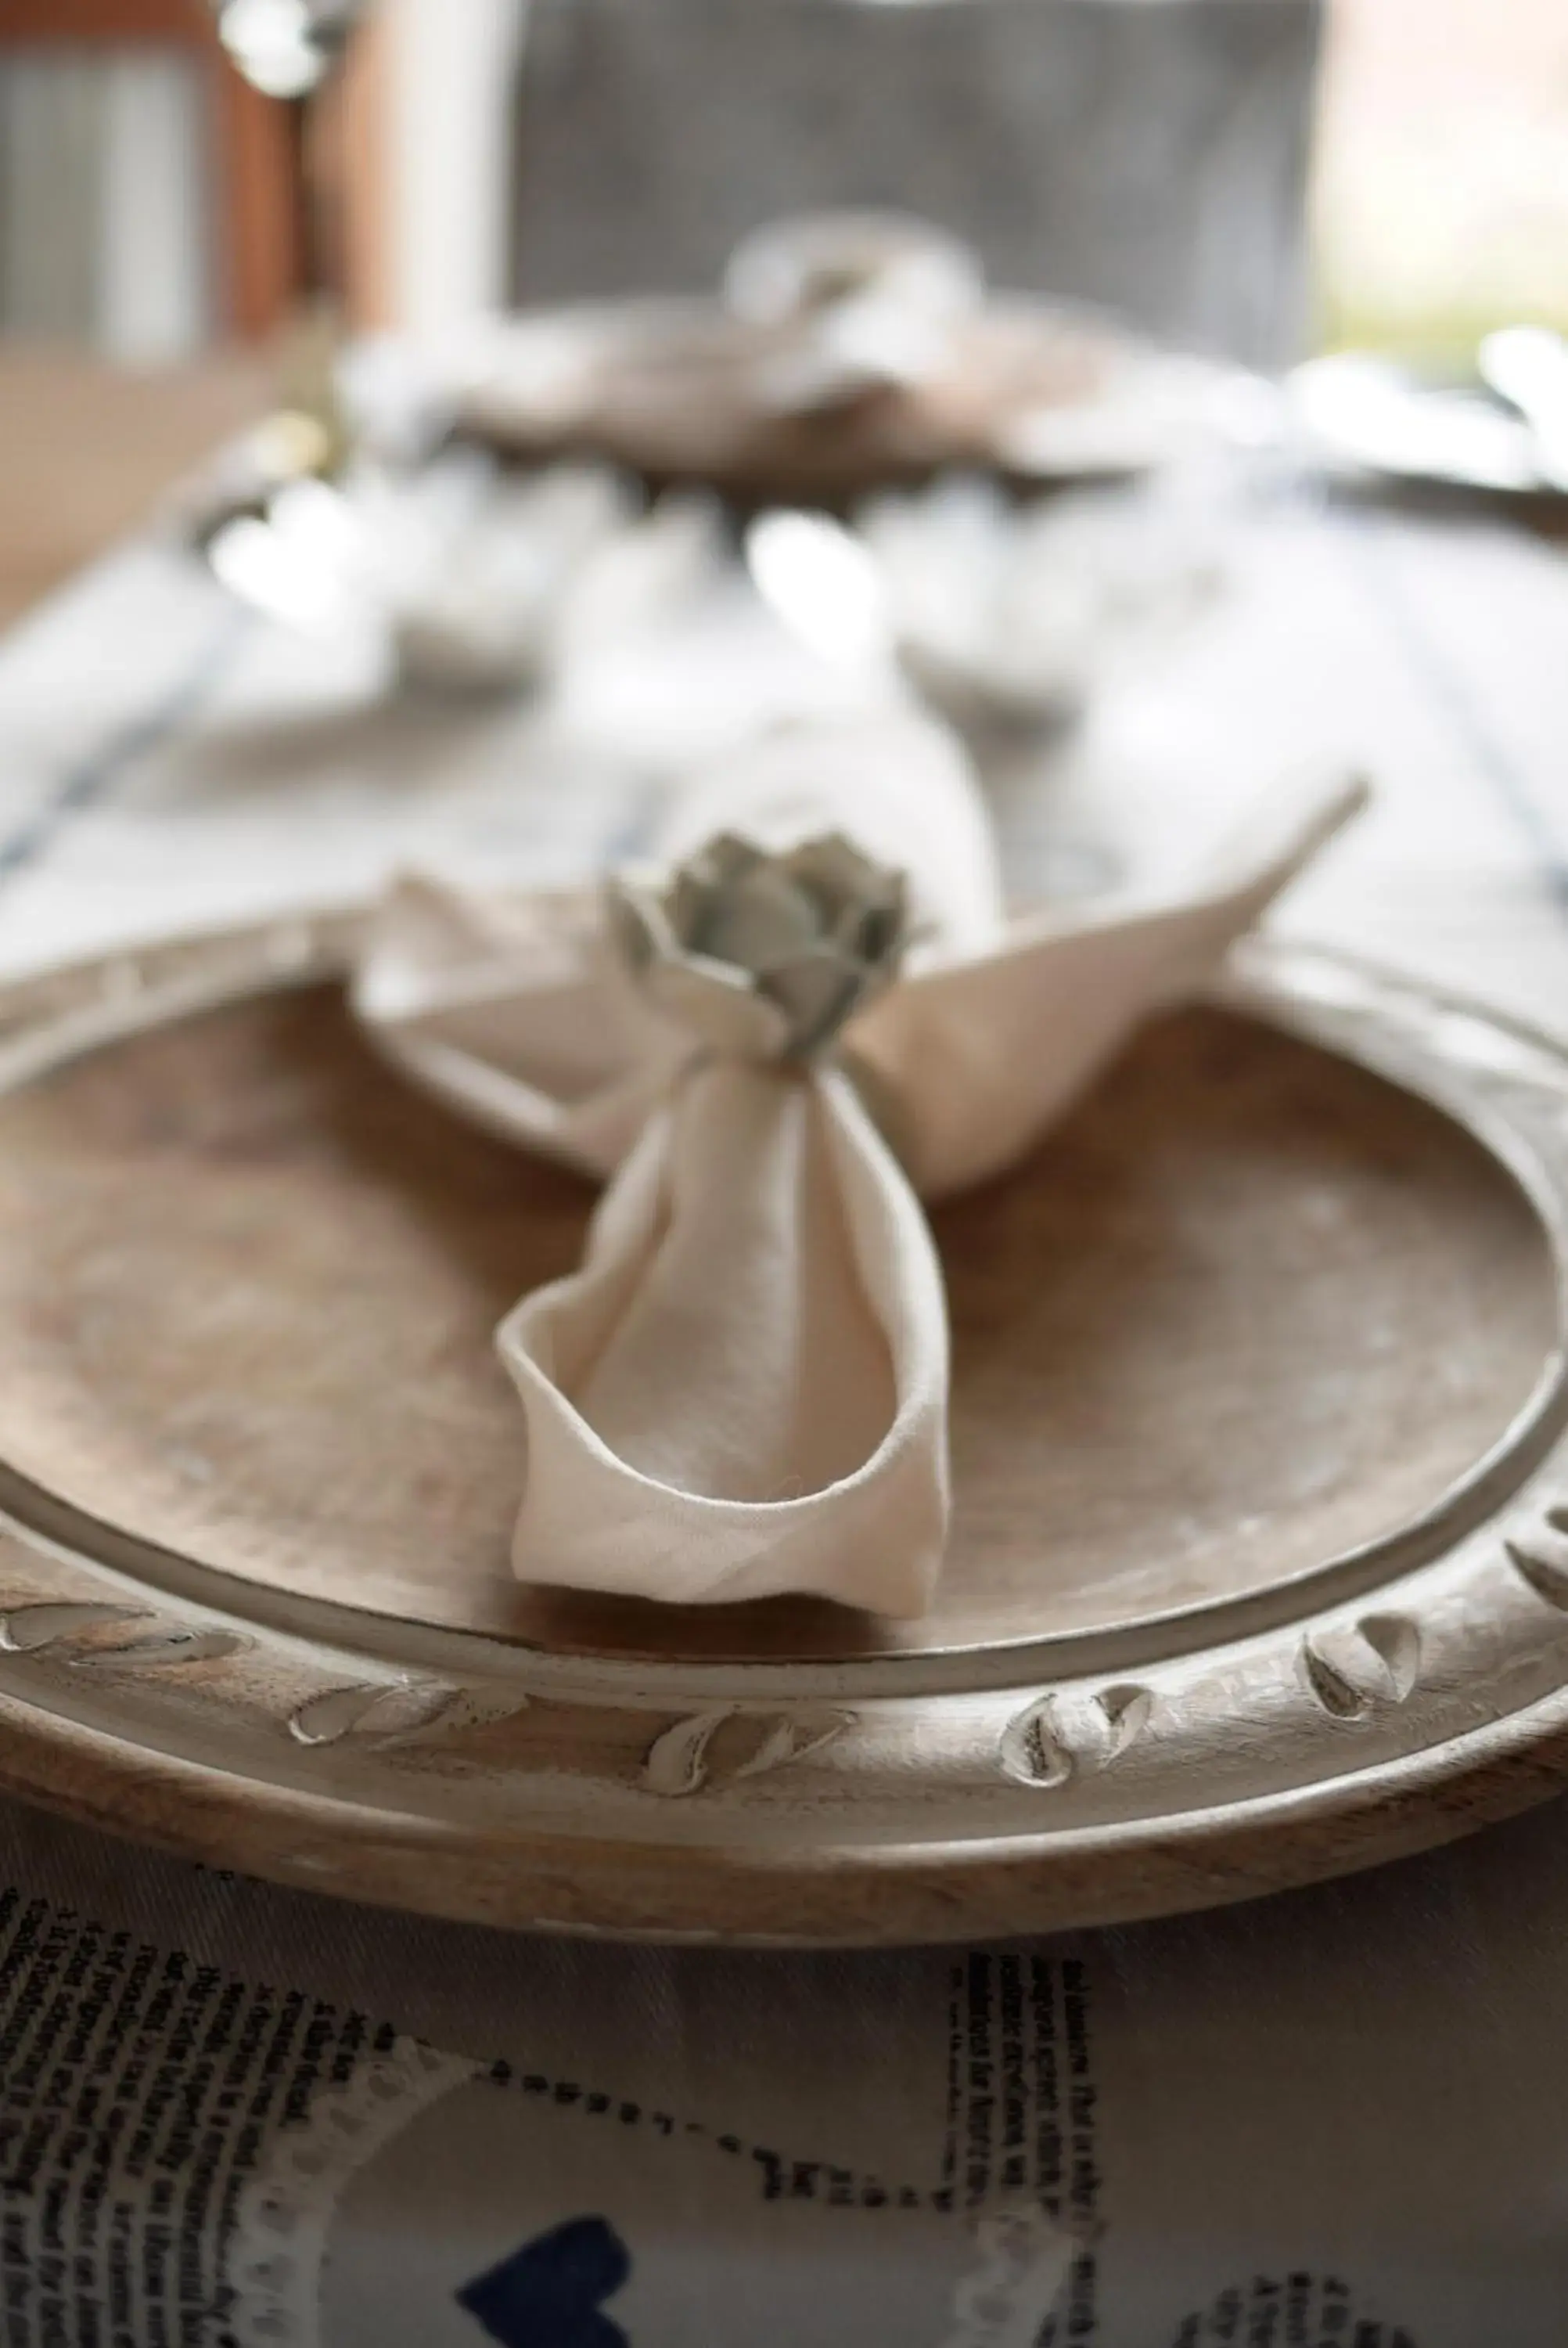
0 346 266 626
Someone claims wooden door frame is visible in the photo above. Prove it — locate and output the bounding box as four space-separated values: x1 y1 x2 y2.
0 0 390 337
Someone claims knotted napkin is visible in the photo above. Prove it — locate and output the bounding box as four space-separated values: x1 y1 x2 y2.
354 718 1361 1615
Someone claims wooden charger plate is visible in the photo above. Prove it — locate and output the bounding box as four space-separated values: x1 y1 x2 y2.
0 917 1565 1944
451 294 1238 508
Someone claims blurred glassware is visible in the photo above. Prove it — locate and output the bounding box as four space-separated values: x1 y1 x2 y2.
1478 327 1568 494
866 474 1226 734
1290 347 1568 502
189 0 371 607
211 0 360 97
376 456 634 697
200 449 366 635
196 436 718 700
997 361 1279 487
742 509 897 682
744 474 1226 738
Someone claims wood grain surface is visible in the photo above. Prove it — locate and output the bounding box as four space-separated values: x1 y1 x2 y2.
0 349 268 627
0 984 1548 1663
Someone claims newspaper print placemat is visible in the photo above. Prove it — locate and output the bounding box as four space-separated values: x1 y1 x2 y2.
5 1775 1567 2346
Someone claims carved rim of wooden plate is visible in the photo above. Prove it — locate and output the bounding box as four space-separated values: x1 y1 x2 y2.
1 915 1568 1943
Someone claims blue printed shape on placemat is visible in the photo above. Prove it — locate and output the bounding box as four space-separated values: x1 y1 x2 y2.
457 2214 631 2347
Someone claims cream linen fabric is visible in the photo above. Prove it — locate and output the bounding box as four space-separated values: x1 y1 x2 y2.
354 717 1362 1615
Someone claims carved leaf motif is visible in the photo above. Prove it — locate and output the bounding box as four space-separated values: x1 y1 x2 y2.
732 1712 850 1781
1300 1615 1422 1720
1357 1612 1422 1700
1094 1683 1154 1757
1505 1518 1568 1610
1300 1641 1370 1722
0 1603 149 1653
0 1602 245 1669
999 1698 1075 1789
288 1680 523 1748
643 1709 731 1798
999 1684 1153 1789
642 1708 851 1797
72 1624 247 1669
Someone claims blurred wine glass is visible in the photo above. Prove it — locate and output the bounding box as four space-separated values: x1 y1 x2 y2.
210 0 361 98
189 0 371 607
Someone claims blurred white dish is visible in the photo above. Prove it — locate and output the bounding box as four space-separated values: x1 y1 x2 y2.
1291 351 1563 499
743 476 1226 734
198 440 718 700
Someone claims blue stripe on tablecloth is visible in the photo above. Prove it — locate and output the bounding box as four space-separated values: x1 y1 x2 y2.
0 599 251 888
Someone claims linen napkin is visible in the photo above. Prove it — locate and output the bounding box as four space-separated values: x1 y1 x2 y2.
722 211 985 416
354 718 1361 1614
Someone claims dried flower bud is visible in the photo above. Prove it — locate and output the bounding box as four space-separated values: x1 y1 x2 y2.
606 830 911 1061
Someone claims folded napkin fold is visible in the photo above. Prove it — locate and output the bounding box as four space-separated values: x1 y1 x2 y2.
723 211 985 416
354 718 1362 1615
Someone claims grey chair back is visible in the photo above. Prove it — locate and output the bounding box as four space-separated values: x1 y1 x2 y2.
509 0 1323 367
